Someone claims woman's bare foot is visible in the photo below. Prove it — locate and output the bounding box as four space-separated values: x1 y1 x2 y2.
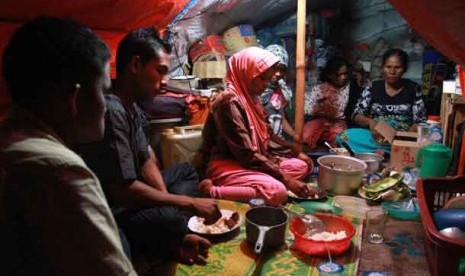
199 179 213 198
177 234 211 265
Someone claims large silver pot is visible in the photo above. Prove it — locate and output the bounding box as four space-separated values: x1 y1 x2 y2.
317 155 366 195
355 153 384 174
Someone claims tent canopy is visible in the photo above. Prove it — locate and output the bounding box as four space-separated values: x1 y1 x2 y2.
1 0 465 115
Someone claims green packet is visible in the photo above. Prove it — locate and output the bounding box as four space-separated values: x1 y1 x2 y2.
365 173 403 194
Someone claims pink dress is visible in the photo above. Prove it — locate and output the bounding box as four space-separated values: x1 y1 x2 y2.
198 47 311 206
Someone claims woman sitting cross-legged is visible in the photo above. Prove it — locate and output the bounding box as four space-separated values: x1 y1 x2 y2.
340 48 427 154
196 47 314 206
303 56 360 148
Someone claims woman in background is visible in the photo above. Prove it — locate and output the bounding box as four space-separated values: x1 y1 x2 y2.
260 44 294 139
302 56 352 148
339 49 426 154
353 48 426 132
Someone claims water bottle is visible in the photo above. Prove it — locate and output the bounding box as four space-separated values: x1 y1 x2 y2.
427 116 443 144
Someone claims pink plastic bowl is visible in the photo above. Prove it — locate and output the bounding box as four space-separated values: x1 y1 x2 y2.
290 213 356 257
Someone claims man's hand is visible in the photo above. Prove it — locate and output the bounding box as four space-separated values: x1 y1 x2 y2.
297 152 314 174
192 198 222 225
286 178 312 198
177 234 211 265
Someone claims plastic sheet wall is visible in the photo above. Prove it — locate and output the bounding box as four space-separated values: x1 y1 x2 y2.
0 0 189 119
387 0 465 67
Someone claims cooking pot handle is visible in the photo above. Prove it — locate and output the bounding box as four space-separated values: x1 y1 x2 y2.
254 226 268 254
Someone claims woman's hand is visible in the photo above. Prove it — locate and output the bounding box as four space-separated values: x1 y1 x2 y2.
285 178 312 198
368 119 377 132
367 119 385 143
297 152 314 174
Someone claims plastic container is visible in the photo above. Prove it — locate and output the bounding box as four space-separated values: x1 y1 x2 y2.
168 75 199 91
317 261 344 276
428 124 443 144
160 124 203 169
333 196 370 219
416 176 465 276
290 213 356 257
223 25 258 55
381 200 420 220
415 143 452 177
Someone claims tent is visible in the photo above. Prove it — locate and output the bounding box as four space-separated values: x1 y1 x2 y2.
1 0 465 121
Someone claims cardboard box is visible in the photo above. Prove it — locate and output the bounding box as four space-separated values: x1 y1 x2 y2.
374 121 423 171
390 140 420 171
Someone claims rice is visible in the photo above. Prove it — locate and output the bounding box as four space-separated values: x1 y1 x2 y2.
305 230 347 241
194 216 230 234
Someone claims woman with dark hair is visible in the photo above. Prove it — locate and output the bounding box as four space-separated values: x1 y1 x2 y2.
338 49 426 154
302 56 354 148
353 48 426 132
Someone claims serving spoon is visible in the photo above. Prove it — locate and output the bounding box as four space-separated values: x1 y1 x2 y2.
324 142 336 152
280 205 325 235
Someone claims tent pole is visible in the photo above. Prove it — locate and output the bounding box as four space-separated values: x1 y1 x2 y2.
294 0 306 150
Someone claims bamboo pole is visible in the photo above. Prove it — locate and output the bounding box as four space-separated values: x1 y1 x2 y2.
294 0 307 150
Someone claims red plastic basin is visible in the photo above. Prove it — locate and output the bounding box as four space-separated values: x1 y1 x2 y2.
290 213 356 257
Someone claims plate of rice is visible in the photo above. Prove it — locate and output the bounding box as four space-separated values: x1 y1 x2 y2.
188 209 241 236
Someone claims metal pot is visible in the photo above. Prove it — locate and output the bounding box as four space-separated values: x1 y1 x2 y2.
355 153 384 174
317 155 366 195
245 206 287 254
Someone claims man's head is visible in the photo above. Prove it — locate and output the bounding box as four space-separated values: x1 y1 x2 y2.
115 27 171 100
2 17 111 144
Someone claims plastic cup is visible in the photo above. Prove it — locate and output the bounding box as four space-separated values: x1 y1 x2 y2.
365 209 388 244
417 123 430 143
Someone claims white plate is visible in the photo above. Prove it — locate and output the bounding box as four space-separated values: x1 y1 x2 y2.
287 183 327 201
188 209 241 236
287 189 327 201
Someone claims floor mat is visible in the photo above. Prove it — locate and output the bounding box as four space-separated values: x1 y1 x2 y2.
176 200 362 276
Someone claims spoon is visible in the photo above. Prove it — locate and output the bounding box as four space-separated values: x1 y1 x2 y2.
341 141 356 157
324 142 336 151
280 205 325 235
439 227 465 239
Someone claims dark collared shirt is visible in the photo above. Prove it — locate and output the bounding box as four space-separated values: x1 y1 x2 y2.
78 94 150 208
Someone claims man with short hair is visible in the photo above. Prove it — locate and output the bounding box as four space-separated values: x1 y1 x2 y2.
0 17 135 275
78 27 220 265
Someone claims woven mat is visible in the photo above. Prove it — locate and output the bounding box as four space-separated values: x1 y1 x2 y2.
176 200 362 276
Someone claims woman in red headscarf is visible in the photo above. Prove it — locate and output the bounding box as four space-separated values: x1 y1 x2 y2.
196 47 314 206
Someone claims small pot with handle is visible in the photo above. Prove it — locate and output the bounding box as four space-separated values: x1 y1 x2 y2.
245 206 288 254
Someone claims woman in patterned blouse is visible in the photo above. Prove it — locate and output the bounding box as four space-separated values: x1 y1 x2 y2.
353 49 426 132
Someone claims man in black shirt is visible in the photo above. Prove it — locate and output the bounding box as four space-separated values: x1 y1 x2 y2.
78 27 220 266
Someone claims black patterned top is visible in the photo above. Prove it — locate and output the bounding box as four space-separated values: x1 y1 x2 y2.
353 79 426 131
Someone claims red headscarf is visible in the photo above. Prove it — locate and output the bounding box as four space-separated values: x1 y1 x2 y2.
225 47 279 152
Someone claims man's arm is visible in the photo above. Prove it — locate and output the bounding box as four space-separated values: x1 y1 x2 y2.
141 146 167 192
118 180 220 219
